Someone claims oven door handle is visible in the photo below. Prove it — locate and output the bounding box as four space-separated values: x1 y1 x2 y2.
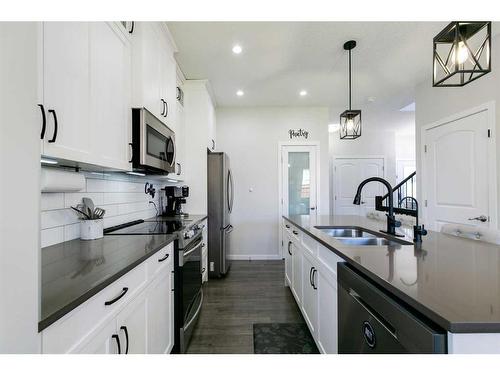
184 289 203 331
182 239 203 261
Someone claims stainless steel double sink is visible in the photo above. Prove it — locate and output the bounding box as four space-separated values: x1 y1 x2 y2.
314 226 411 247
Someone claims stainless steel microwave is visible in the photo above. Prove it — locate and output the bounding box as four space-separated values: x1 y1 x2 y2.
131 108 175 174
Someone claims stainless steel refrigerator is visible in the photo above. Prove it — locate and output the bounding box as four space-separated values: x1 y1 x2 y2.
208 152 233 278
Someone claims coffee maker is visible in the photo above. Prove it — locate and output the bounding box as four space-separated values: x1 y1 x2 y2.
162 186 189 217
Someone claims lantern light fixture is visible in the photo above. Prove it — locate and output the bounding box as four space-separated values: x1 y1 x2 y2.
433 21 491 87
340 40 361 140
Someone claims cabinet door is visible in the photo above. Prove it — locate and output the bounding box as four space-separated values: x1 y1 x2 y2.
302 255 318 335
159 49 177 131
116 292 148 354
317 269 338 354
140 23 162 118
175 101 185 179
291 243 302 304
146 269 174 354
42 22 91 162
284 234 293 286
73 319 118 354
89 22 132 170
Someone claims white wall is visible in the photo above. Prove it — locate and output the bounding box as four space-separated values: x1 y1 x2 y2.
216 107 329 260
0 22 40 353
41 172 164 247
415 33 500 224
395 131 416 161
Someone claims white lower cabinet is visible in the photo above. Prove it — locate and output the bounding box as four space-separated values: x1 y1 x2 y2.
283 222 343 354
302 254 318 336
42 243 174 354
291 241 303 304
316 268 338 354
146 268 174 354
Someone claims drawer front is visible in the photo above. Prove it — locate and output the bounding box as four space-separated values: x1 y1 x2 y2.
147 242 174 280
42 262 147 353
318 243 344 275
301 232 318 257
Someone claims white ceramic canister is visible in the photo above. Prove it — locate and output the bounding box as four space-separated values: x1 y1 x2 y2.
80 219 104 240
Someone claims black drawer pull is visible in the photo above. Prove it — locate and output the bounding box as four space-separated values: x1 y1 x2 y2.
48 109 58 143
129 21 134 34
287 241 292 256
312 269 317 290
38 104 46 139
285 224 290 229
120 326 129 354
104 287 128 306
201 267 206 273
112 334 121 354
292 230 299 235
158 253 169 262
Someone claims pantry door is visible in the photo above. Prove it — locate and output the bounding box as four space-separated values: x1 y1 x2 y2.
333 157 385 216
422 103 497 230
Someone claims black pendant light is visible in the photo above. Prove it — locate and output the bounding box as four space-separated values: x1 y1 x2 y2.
340 40 361 140
433 21 491 87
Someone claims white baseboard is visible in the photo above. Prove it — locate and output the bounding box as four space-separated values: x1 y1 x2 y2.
227 254 283 261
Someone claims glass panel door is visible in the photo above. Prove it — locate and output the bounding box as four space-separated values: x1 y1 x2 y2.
282 145 317 217
288 152 311 215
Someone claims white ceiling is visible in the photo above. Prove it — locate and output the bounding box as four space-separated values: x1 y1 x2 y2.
167 22 493 131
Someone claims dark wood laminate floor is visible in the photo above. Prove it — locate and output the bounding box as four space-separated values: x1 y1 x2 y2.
186 260 304 354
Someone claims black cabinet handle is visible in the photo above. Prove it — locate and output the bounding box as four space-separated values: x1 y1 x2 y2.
287 241 292 256
112 334 121 354
158 253 169 262
129 142 133 163
211 139 215 150
201 267 206 273
285 224 290 229
176 162 181 175
120 326 129 354
129 21 134 34
164 101 168 118
38 104 46 139
104 287 128 306
160 99 165 116
292 230 299 235
312 269 318 290
48 109 58 143
309 267 314 287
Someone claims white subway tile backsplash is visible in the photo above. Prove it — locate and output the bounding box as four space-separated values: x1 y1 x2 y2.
41 174 164 247
41 193 65 211
41 227 64 248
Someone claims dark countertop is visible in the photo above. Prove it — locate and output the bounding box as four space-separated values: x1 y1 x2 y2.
39 214 207 332
284 214 500 334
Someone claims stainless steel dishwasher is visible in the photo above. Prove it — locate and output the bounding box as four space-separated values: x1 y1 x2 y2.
338 263 447 354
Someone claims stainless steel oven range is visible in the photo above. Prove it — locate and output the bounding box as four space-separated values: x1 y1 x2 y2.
173 222 204 353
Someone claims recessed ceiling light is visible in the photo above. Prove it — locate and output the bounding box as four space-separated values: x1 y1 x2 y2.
328 124 340 133
232 45 242 54
299 90 308 97
236 90 244 97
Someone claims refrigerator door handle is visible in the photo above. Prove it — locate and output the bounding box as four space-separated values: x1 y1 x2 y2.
227 169 234 213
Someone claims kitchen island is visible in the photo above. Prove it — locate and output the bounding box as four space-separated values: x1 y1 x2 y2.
283 214 500 354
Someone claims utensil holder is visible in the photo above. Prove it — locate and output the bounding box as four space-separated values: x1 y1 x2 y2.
80 219 104 240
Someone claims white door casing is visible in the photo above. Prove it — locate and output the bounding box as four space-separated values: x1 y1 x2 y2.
278 142 320 258
333 157 385 216
421 102 497 230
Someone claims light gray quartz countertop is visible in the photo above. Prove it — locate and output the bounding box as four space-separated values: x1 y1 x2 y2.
284 214 500 333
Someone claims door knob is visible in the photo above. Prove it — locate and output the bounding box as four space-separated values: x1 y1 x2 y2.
468 215 488 223
310 207 316 210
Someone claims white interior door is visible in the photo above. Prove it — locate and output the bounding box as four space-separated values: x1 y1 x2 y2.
333 158 384 216
282 145 318 217
423 109 494 230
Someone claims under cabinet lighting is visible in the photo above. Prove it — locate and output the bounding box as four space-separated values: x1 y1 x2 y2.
126 171 146 177
41 158 58 165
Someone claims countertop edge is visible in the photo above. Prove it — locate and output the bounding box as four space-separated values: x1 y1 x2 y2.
38 236 176 332
283 215 500 334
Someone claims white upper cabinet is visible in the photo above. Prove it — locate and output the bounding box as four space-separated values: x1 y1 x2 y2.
89 22 132 171
40 22 132 171
131 22 177 131
42 22 91 163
